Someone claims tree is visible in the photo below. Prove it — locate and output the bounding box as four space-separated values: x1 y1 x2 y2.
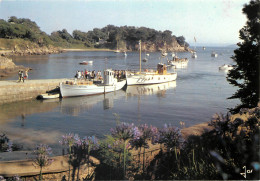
227 0 260 113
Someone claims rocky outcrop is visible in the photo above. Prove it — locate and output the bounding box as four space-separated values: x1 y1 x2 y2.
0 56 26 77
124 38 191 52
10 45 63 56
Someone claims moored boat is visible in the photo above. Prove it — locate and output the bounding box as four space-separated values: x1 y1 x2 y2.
219 64 234 71
60 69 126 97
38 93 60 99
191 51 197 58
126 40 177 85
167 54 188 68
211 51 218 57
79 61 88 65
126 63 177 85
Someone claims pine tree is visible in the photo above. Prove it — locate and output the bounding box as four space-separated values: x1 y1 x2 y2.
227 0 260 113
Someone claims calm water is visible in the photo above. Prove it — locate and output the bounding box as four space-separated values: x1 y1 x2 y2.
0 47 239 155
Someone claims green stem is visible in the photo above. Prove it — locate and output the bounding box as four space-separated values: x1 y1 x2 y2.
143 146 145 176
123 141 126 179
40 166 42 181
68 146 71 181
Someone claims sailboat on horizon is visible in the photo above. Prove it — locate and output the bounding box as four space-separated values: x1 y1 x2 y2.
191 37 197 58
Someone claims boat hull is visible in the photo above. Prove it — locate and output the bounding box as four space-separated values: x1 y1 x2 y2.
168 61 188 68
60 80 126 97
126 72 177 85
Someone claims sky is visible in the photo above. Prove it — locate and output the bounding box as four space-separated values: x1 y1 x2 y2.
0 0 250 46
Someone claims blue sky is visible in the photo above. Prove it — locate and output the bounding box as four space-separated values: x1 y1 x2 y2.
0 0 249 46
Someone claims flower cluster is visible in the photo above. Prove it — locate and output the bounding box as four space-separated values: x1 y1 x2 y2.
156 124 183 149
33 144 54 167
111 122 135 141
59 133 78 148
130 124 158 149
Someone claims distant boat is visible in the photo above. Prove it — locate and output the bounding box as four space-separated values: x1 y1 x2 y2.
168 54 189 68
171 52 176 57
192 37 198 58
142 58 148 62
203 47 206 50
191 51 197 58
79 61 88 65
219 64 234 71
211 51 218 57
60 69 126 97
79 61 93 65
142 51 148 62
161 51 168 57
124 52 127 56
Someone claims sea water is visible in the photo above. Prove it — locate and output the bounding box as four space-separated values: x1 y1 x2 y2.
0 47 239 155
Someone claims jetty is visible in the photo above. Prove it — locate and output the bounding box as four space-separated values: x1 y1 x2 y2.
0 79 71 104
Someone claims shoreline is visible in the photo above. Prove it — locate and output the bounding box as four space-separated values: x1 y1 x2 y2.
63 48 115 52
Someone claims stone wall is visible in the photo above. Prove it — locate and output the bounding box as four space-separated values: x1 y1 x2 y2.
0 79 70 104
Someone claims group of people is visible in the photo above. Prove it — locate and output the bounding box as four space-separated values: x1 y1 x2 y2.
114 70 126 80
75 69 126 81
18 70 28 82
75 70 102 80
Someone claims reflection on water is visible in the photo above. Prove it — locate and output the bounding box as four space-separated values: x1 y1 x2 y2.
126 81 176 97
60 90 126 116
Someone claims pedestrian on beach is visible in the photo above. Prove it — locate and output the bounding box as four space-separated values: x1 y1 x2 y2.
21 71 24 82
18 70 22 82
24 70 28 80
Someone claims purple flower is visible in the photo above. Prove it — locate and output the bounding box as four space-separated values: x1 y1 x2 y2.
33 144 53 167
111 122 135 141
59 133 80 148
156 124 183 149
130 124 158 149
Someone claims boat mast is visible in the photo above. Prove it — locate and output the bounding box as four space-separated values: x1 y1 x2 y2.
139 40 141 72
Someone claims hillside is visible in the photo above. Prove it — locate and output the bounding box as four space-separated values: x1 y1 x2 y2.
0 17 190 55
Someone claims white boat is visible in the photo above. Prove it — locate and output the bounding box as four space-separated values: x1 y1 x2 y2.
161 51 168 57
39 93 60 99
79 61 88 65
60 69 126 97
126 40 177 85
203 47 206 50
191 51 197 58
219 64 234 71
211 51 218 57
87 60 93 64
167 54 188 68
126 65 177 85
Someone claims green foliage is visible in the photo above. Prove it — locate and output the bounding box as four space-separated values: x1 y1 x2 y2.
0 17 189 50
146 108 259 180
227 0 260 113
94 135 134 180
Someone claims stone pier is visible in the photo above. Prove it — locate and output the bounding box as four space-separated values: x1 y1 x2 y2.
0 79 71 104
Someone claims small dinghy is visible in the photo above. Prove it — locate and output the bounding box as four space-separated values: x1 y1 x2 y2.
219 64 234 71
38 93 60 99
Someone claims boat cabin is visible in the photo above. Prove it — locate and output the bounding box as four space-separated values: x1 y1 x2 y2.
104 69 116 85
157 63 167 75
